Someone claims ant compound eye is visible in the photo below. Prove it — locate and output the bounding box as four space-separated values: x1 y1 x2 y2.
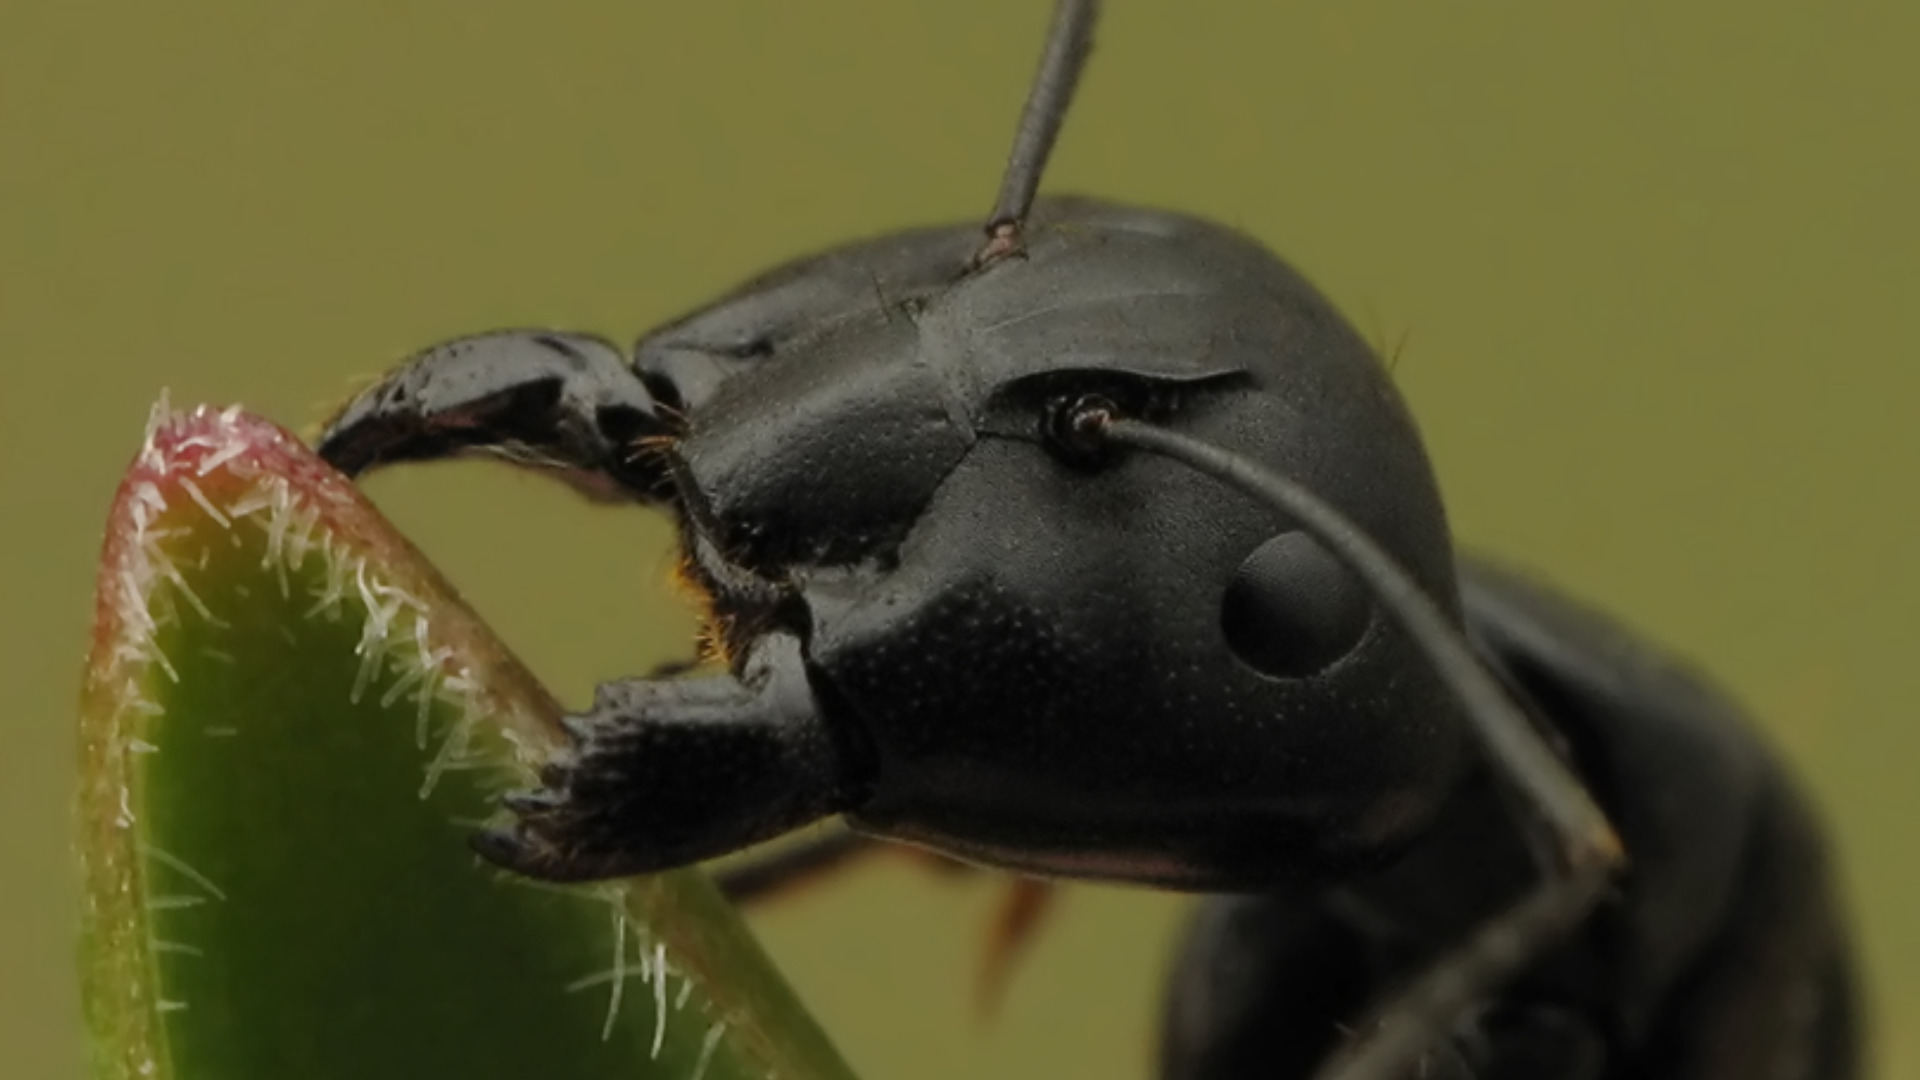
1220 531 1372 679
1044 392 1122 466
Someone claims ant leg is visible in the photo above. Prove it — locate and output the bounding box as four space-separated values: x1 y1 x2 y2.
974 878 1055 1016
1313 860 1616 1080
474 633 870 883
715 830 1053 1015
316 329 674 501
713 829 887 904
1159 895 1399 1080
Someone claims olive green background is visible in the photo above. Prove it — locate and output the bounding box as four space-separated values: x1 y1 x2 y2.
3 2 1915 1077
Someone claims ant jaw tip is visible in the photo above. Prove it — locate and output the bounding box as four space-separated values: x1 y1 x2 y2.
469 825 537 871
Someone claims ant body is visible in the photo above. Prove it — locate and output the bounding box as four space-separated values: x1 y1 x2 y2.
318 4 1856 1077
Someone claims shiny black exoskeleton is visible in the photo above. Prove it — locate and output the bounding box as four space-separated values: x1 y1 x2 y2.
315 3 1857 1078
329 197 1465 885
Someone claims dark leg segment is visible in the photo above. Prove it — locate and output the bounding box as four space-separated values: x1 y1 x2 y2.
1159 895 1385 1080
475 633 869 883
1160 895 1614 1080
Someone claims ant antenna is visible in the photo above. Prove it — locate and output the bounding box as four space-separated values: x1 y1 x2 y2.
1073 401 1624 1080
974 0 1101 267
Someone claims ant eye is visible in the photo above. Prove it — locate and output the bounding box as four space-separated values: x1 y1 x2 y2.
1221 532 1372 679
1043 392 1122 466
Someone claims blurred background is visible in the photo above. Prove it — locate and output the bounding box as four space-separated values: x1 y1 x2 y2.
3 1 1915 1077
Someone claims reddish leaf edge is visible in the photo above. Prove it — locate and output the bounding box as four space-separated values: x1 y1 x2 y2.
77 395 857 1080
